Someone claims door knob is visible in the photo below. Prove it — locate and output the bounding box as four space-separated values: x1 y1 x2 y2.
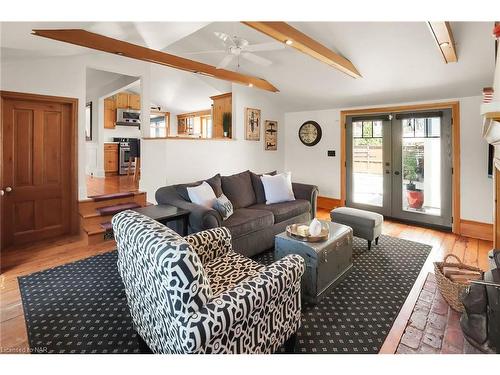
394 171 400 176
5 187 12 193
0 189 4 196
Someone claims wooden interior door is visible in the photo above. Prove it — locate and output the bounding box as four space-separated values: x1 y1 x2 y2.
1 92 77 248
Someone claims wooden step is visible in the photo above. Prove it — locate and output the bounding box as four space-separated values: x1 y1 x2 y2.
80 212 115 227
96 202 141 216
88 191 135 202
79 191 146 215
82 223 115 245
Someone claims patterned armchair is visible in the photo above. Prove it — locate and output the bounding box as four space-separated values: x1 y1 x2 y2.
112 210 305 354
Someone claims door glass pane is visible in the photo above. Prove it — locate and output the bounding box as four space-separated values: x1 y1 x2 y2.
352 120 383 207
401 117 441 216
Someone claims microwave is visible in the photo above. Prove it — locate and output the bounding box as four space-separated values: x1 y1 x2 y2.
116 109 141 126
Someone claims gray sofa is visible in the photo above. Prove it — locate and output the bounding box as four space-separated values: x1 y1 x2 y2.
155 170 318 257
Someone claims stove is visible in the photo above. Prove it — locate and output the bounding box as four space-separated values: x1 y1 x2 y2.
113 138 136 175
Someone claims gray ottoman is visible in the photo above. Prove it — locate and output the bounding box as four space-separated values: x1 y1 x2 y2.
330 207 383 250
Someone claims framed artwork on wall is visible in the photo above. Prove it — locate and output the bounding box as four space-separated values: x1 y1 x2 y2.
264 120 278 150
245 107 261 140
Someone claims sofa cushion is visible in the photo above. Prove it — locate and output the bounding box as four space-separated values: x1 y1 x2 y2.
221 170 256 209
175 174 222 201
222 208 274 238
204 252 264 297
250 170 277 204
250 199 311 223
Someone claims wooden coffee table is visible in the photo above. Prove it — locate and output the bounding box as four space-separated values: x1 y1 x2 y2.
133 205 190 236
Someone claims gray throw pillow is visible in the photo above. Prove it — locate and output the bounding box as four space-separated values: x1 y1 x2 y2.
213 194 234 220
221 170 256 209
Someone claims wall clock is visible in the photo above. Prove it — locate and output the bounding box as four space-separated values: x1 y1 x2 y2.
299 121 322 146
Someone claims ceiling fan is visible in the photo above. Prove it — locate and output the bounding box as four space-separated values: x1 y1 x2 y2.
185 32 286 69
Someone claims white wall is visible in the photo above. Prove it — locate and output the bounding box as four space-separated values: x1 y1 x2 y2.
1 52 152 198
140 84 286 202
284 96 493 223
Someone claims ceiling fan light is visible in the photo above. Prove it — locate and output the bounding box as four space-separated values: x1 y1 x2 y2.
285 39 293 45
439 41 450 48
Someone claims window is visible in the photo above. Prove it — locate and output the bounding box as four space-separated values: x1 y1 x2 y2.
149 112 169 138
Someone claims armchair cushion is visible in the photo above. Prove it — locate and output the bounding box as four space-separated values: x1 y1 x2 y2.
184 227 233 264
204 252 264 297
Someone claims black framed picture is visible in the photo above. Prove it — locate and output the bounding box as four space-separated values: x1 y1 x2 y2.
85 102 92 141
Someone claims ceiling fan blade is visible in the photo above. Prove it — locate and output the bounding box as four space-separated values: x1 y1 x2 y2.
217 54 236 69
245 42 285 52
214 31 235 46
241 52 273 67
182 49 226 55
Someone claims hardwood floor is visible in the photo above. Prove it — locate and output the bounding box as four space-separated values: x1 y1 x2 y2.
86 175 138 197
0 208 492 354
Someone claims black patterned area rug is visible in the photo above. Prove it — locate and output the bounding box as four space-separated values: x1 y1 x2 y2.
18 234 431 354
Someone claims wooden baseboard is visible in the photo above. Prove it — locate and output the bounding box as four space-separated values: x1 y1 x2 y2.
317 196 343 211
460 219 493 241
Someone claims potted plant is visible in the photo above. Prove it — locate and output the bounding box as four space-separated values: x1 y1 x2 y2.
222 112 232 138
403 151 424 209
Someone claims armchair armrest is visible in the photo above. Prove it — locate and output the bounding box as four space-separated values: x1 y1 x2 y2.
292 182 319 217
155 186 221 232
184 254 305 353
184 227 232 264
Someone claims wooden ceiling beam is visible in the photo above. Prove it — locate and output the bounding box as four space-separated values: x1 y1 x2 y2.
242 21 361 78
31 29 279 92
427 22 458 63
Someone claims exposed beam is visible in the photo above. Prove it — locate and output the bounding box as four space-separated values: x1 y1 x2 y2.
31 29 279 92
427 22 458 63
242 21 361 78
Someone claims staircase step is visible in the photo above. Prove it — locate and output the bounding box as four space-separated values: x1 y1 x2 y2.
95 202 141 216
88 191 135 202
82 223 114 245
79 191 146 215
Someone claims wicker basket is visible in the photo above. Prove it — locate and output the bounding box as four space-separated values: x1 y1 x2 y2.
433 254 483 312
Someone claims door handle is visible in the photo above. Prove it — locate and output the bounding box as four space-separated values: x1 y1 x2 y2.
5 186 13 193
0 189 4 196
394 171 400 176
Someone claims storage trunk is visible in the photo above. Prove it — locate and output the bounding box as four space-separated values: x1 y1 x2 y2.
275 221 353 304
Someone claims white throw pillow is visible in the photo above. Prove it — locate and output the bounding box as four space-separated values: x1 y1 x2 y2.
187 181 217 208
260 172 295 205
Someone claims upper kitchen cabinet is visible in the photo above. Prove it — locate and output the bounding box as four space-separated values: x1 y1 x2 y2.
128 94 141 110
115 92 141 110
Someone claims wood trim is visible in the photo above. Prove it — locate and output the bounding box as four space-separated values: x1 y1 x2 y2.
340 101 461 234
0 90 79 237
32 29 279 93
317 196 343 211
460 219 493 241
427 22 458 63
242 22 361 79
210 92 232 100
177 109 212 118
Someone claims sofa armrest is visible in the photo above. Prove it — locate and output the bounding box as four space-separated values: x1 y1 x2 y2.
155 186 221 232
184 254 305 353
292 182 319 217
184 227 232 264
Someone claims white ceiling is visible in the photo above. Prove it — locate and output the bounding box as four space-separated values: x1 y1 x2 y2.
1 21 496 111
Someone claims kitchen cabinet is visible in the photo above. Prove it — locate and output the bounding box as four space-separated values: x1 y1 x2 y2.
210 93 232 138
104 98 116 129
116 93 129 109
115 92 141 110
128 94 141 110
104 143 119 176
